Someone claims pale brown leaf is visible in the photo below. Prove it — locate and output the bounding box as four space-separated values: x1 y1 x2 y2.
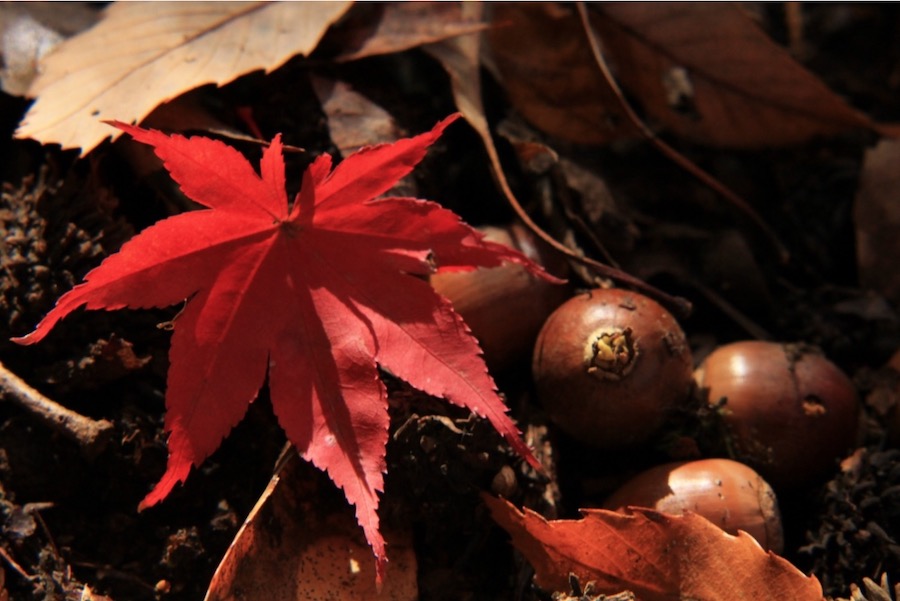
854 138 900 305
423 8 487 145
592 3 876 148
16 1 352 154
205 452 417 601
331 2 488 62
485 495 825 601
311 76 405 159
424 5 555 257
0 2 98 95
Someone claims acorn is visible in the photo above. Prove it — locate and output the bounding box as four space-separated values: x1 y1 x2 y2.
603 458 784 553
881 348 900 445
532 288 693 448
431 223 569 371
694 341 860 489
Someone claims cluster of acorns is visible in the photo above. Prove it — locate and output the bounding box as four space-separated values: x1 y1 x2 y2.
432 224 862 558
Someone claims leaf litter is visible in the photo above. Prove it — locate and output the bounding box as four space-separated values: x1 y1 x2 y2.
4 4 895 598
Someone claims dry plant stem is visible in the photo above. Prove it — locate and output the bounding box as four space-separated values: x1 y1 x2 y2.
784 3 807 58
492 167 691 316
576 3 790 263
0 545 32 581
0 360 113 457
71 560 160 593
688 278 772 340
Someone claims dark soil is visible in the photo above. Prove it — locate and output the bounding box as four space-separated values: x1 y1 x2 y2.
3 4 900 601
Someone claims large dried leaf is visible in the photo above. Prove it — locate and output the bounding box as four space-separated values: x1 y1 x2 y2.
486 3 633 145
485 495 825 601
16 1 352 154
206 453 417 601
330 2 488 62
854 138 900 305
592 3 878 147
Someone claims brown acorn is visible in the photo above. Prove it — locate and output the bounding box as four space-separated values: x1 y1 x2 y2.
532 288 693 448
695 341 860 489
603 458 784 553
431 223 569 371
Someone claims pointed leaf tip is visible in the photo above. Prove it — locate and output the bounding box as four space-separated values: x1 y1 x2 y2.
138 455 192 511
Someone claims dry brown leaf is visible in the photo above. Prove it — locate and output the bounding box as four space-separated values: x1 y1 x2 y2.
424 2 524 209
854 138 900 306
424 5 554 259
16 1 352 154
311 76 405 159
0 2 98 95
330 2 488 62
422 9 485 142
486 4 634 145
484 495 825 601
424 3 555 219
592 3 876 148
205 452 417 601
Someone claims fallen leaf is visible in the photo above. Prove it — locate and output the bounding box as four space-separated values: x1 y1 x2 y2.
206 452 417 601
424 3 541 231
854 138 900 305
329 2 488 62
423 6 490 151
14 114 549 580
486 3 633 145
591 4 877 147
16 1 352 154
311 76 406 159
484 495 826 601
0 2 98 95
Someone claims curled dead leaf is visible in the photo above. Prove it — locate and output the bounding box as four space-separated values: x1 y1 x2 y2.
484 495 825 601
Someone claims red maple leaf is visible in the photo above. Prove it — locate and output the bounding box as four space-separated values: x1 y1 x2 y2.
13 113 552 580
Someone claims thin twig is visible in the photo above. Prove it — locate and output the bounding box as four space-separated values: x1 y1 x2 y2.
495 166 693 317
688 278 773 340
0 545 33 582
576 3 790 263
0 360 114 458
70 561 159 594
